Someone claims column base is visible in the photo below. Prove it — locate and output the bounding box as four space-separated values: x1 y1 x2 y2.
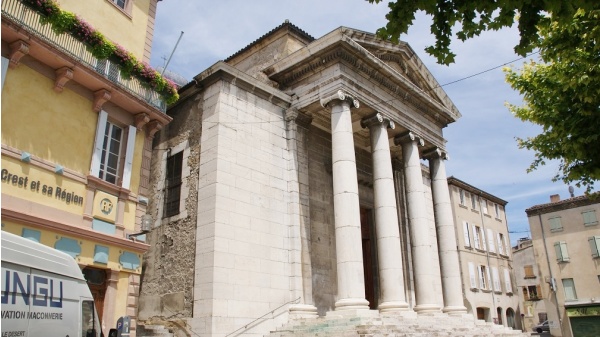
413 303 441 314
289 304 318 319
334 298 370 311
442 305 468 315
378 301 409 312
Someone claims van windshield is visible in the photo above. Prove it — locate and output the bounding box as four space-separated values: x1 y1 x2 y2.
82 300 101 337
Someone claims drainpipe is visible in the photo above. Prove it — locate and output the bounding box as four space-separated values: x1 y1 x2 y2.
538 213 565 336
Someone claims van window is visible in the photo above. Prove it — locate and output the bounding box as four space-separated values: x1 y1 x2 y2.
82 300 101 337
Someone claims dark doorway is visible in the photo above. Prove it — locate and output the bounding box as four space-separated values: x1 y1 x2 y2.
83 267 107 321
360 208 377 309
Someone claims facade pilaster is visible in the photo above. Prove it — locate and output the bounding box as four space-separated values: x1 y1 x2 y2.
285 108 318 318
395 132 441 313
321 90 369 311
424 148 468 315
361 113 409 312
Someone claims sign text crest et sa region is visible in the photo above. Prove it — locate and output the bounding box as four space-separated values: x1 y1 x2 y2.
1 168 84 206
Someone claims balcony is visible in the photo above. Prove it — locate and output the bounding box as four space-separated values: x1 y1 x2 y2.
1 0 167 112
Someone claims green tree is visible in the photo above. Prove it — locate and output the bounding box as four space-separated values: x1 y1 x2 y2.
504 9 599 192
367 0 598 65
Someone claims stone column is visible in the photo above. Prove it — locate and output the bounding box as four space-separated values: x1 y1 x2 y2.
395 132 441 313
321 90 369 311
361 113 409 312
425 148 468 315
285 109 318 318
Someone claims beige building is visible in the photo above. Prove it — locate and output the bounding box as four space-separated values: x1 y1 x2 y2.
1 0 173 335
512 237 548 333
447 177 521 328
137 22 527 337
526 193 600 337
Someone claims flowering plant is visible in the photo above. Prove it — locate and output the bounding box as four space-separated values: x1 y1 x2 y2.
22 0 179 104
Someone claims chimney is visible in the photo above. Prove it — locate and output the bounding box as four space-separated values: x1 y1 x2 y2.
550 194 560 203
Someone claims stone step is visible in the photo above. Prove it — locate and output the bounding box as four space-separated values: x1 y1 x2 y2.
137 324 174 337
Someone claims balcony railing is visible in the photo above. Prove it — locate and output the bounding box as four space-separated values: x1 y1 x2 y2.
1 0 166 112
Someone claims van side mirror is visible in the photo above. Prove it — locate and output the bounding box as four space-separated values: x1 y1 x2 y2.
108 329 118 337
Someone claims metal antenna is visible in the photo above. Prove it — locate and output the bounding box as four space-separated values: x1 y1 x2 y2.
161 31 184 75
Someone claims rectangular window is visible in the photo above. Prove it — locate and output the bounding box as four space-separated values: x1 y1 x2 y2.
463 221 471 247
495 203 500 218
487 228 496 253
163 151 183 218
478 265 489 290
497 233 506 255
524 265 536 278
504 268 513 294
459 189 465 205
588 236 600 258
473 225 482 249
112 0 126 9
583 210 598 226
471 194 478 209
481 199 489 214
525 285 542 300
549 216 563 232
562 278 577 301
554 241 570 262
99 121 123 184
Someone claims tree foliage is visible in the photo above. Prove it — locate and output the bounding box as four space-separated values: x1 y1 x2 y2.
367 0 599 65
504 9 600 192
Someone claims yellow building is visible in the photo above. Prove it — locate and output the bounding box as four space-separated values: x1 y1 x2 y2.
1 0 173 336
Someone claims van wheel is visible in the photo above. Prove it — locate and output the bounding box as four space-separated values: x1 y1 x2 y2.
536 328 543 333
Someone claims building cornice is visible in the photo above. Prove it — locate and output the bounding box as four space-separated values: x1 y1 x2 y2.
447 176 508 206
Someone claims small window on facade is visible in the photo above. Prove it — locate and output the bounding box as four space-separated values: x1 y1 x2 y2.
99 121 123 184
459 189 465 205
473 225 482 250
478 265 490 290
112 0 126 9
497 233 506 255
554 241 570 262
588 236 600 258
524 265 536 278
583 210 598 226
495 204 500 218
481 199 489 214
163 151 183 218
562 278 577 301
548 216 563 232
526 285 542 300
471 195 478 210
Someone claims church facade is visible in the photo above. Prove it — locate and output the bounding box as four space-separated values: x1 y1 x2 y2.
138 22 500 336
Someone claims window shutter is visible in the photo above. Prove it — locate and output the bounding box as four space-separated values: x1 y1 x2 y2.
477 265 484 289
583 211 598 225
473 224 480 249
554 241 563 261
560 241 570 261
523 287 530 301
485 266 491 290
463 222 471 247
121 126 137 189
497 233 504 255
536 285 543 299
588 236 600 258
480 227 487 251
503 235 510 257
91 110 108 176
504 268 512 293
492 267 500 291
468 262 477 289
487 229 495 253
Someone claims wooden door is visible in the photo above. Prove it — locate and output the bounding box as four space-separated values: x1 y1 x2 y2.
361 208 376 309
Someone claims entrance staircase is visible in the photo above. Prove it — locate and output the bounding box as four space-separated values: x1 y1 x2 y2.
269 312 530 337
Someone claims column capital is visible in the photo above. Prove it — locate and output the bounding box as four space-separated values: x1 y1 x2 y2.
394 131 424 147
423 147 449 161
285 108 313 128
320 90 359 109
360 112 395 130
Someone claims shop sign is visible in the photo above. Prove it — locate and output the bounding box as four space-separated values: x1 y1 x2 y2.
1 168 83 206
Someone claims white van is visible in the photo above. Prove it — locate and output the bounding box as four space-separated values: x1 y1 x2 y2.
1 231 102 337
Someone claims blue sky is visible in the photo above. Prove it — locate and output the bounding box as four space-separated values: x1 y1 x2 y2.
149 0 595 245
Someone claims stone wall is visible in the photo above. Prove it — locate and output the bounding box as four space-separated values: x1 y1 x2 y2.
138 91 204 320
